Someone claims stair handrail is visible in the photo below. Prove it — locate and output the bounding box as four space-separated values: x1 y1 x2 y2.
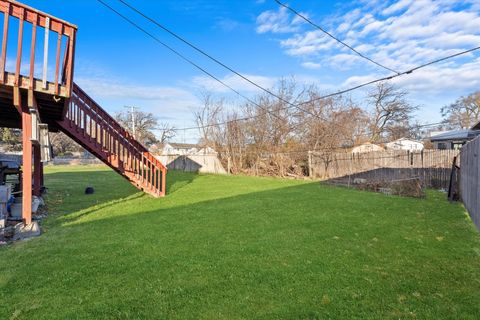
72 83 166 171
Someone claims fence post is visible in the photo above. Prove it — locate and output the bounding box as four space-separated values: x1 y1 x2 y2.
308 151 312 178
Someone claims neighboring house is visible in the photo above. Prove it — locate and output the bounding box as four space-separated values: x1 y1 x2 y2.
158 143 200 156
351 143 383 153
385 138 424 151
430 129 480 150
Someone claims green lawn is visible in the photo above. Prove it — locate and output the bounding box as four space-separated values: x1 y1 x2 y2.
1 165 480 319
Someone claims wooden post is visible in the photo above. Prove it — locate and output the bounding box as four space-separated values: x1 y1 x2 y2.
33 144 41 196
161 168 166 196
21 98 32 225
308 151 312 178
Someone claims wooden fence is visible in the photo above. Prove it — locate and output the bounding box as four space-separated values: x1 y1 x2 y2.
309 149 459 189
459 137 480 230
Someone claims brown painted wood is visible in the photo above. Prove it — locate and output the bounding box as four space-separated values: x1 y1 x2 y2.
0 2 9 83
21 99 33 225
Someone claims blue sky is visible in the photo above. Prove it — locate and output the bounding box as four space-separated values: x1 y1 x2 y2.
18 0 480 142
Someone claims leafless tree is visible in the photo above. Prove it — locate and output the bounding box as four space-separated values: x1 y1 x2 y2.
241 79 298 176
441 91 480 129
190 79 406 178
194 92 223 147
157 122 176 144
367 82 417 142
296 88 369 176
49 132 83 156
115 110 158 146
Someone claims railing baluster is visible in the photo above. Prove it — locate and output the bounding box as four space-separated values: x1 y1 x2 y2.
42 16 50 89
14 8 24 86
83 110 86 137
0 3 10 83
29 13 37 90
89 113 93 140
148 160 152 189
65 29 75 97
161 169 166 196
54 26 62 95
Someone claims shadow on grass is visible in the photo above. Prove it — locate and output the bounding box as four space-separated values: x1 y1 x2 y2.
42 169 198 225
2 170 479 319
166 170 197 195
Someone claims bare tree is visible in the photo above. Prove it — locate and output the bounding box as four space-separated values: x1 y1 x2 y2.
296 88 369 176
157 122 176 144
441 91 480 129
49 132 83 156
242 79 298 176
194 92 224 147
115 110 158 146
368 82 417 142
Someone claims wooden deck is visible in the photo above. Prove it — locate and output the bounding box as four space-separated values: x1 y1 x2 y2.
0 77 66 130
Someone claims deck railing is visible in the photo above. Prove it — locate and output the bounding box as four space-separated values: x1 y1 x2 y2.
0 0 76 97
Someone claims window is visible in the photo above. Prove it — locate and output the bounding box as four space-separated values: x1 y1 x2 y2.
437 142 447 150
452 142 465 150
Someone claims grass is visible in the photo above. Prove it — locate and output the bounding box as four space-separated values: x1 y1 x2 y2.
1 165 480 319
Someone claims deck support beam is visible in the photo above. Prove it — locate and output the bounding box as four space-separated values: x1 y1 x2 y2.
15 88 32 225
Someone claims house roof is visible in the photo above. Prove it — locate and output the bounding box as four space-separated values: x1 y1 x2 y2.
167 143 199 149
430 129 480 141
390 137 423 144
351 143 383 153
387 137 423 144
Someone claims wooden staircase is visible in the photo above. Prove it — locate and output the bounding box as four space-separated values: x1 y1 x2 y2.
56 84 167 197
0 0 167 200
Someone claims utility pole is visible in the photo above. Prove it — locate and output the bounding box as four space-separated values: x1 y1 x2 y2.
124 106 138 139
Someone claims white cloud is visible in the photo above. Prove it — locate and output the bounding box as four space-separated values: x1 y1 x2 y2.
256 0 480 75
301 62 322 69
280 30 337 56
256 7 305 34
75 77 198 103
191 73 277 93
342 57 480 96
382 0 413 15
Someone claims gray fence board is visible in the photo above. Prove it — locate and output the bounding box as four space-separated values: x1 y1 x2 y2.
460 137 480 229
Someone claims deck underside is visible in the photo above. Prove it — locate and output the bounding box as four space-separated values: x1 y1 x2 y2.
0 75 67 130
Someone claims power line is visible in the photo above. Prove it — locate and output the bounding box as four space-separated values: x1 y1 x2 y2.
96 0 480 134
108 0 480 129
96 0 289 126
170 46 479 132
298 45 480 106
114 0 318 118
97 0 353 136
273 0 401 75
